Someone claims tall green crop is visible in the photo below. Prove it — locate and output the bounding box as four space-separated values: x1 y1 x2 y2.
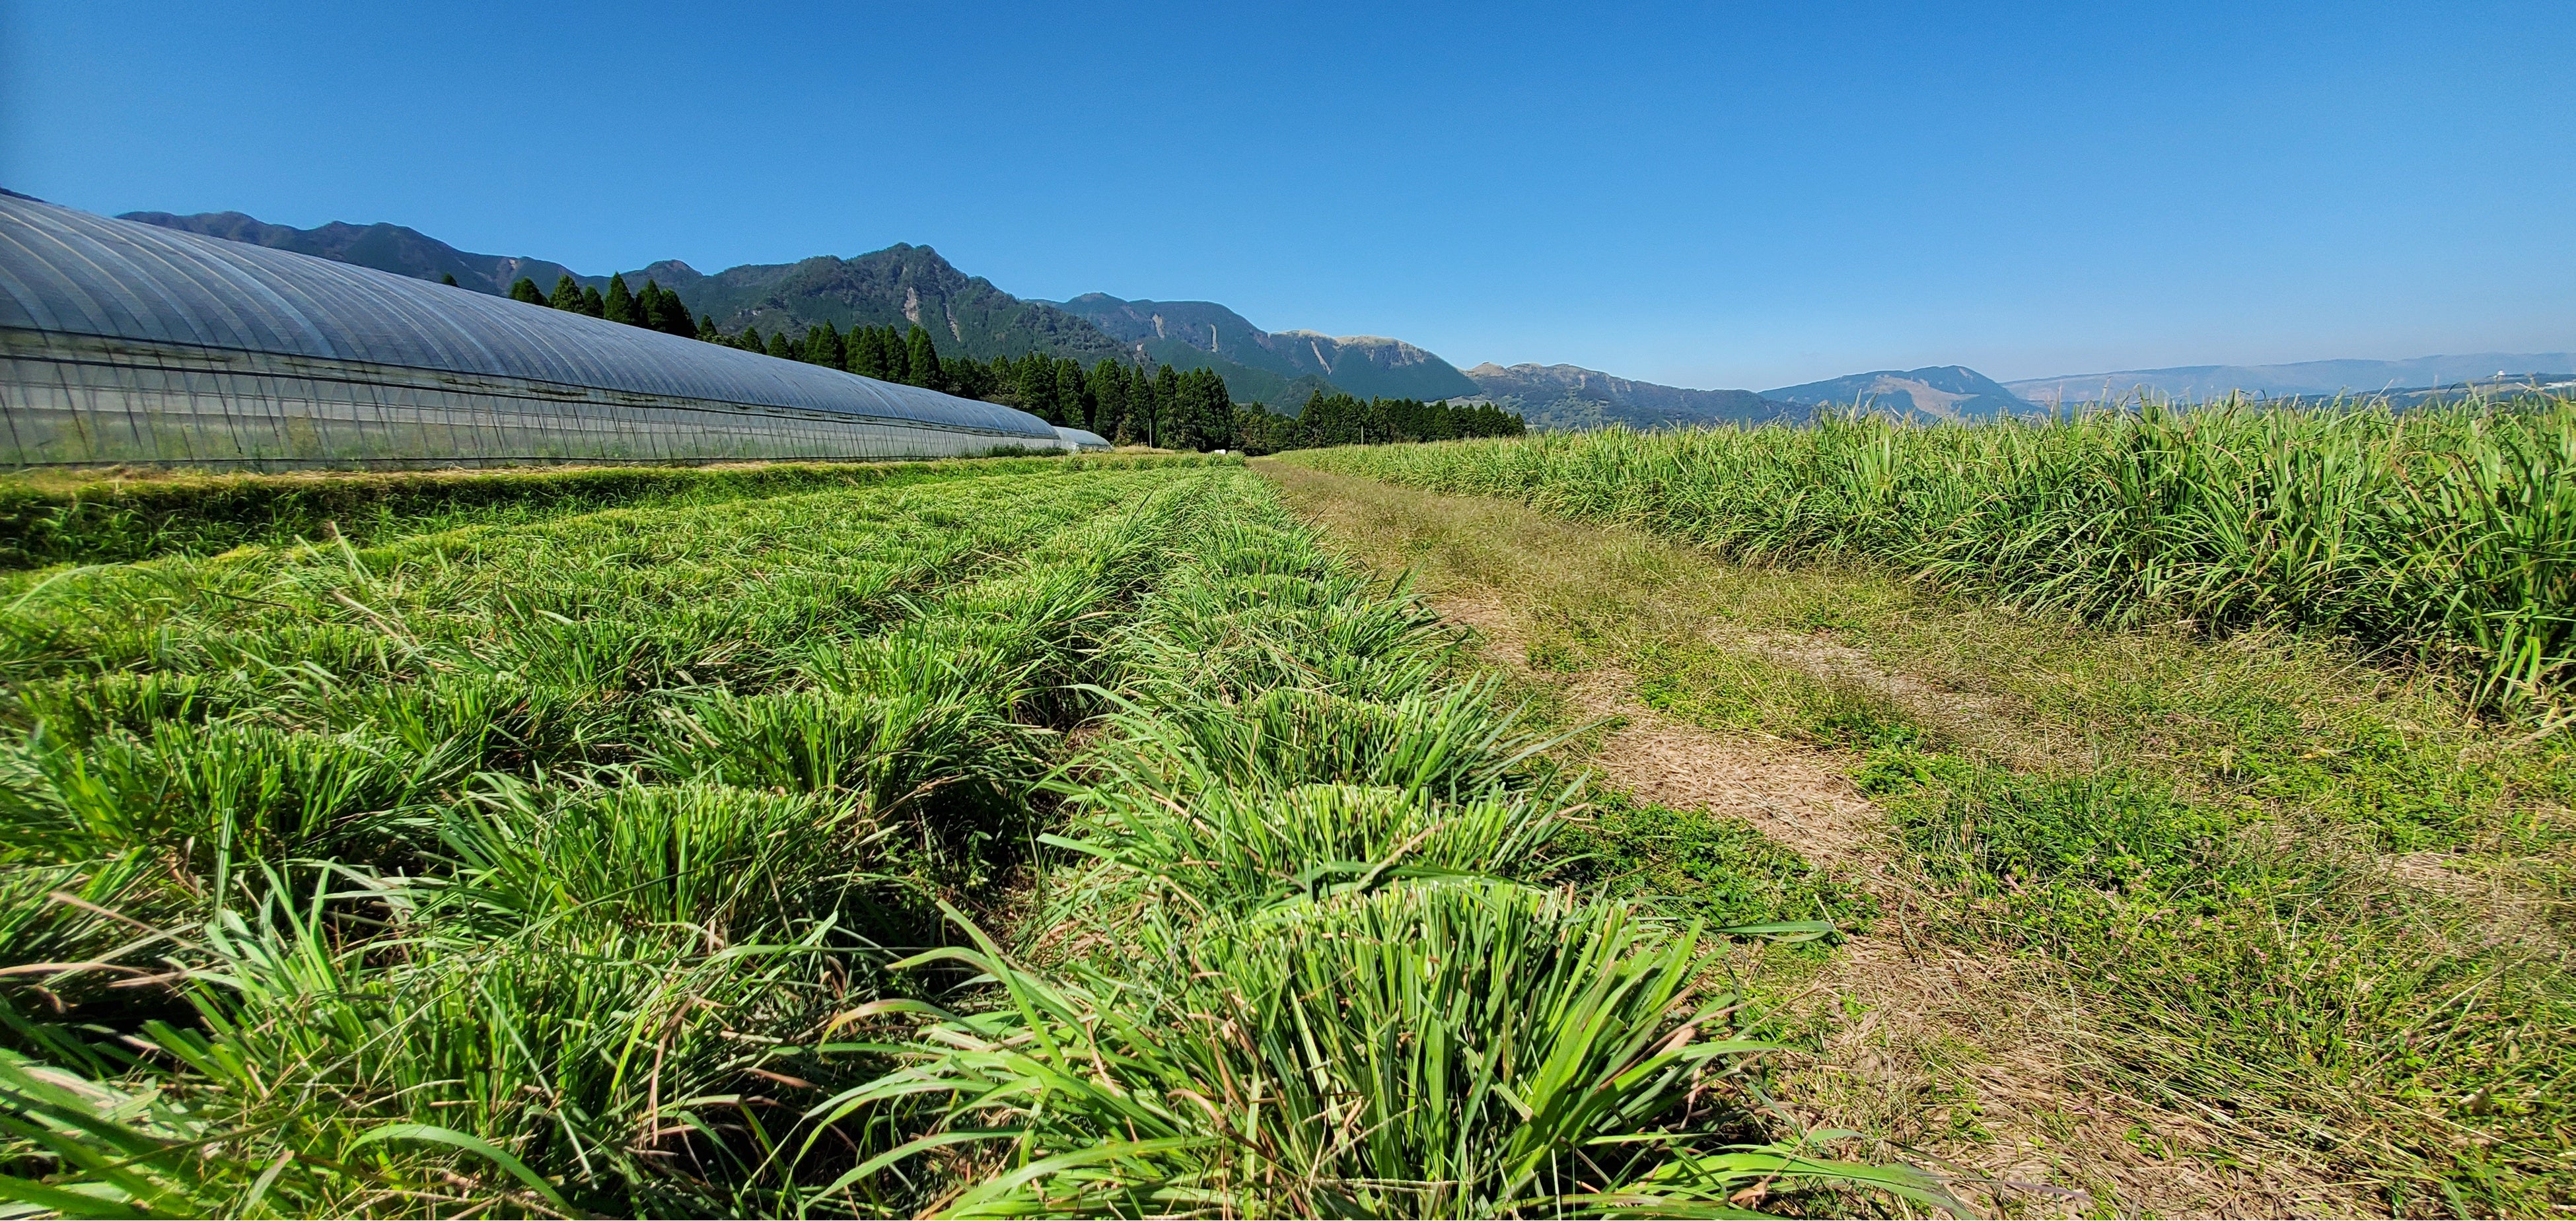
1287 400 2576 717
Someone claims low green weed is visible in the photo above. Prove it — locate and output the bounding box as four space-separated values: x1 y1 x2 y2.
1863 741 2576 1212
1553 789 1872 939
1637 639 1925 750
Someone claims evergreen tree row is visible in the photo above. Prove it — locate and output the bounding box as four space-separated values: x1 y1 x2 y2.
713 320 954 390
507 273 700 339
495 272 1521 454
709 326 1229 448
980 355 1234 450
1238 391 1525 453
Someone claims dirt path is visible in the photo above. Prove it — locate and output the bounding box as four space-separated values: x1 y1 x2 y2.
1263 460 2375 1218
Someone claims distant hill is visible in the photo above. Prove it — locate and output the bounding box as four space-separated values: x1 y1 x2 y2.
1462 363 1793 431
1045 294 1480 402
2006 353 2576 403
1762 366 2030 419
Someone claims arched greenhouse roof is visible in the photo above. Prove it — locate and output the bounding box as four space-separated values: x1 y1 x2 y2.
1054 426 1113 450
0 194 1058 440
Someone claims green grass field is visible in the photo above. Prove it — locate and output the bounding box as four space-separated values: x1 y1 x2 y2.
0 456 1949 1218
3 407 2569 1218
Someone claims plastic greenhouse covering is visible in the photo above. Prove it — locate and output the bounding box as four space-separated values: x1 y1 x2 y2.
0 194 1064 469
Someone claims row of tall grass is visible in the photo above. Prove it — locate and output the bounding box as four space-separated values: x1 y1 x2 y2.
1282 400 2576 718
825 485 1949 1216
0 462 1947 1216
0 463 1194 1215
0 451 1208 569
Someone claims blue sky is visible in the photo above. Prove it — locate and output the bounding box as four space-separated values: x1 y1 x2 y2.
5 1 2569 388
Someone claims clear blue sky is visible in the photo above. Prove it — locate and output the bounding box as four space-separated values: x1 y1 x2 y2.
5 1 2570 389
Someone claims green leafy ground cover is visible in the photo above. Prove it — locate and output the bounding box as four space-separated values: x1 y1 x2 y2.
0 458 1941 1218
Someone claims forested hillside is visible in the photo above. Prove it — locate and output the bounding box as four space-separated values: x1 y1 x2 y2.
616 244 1129 364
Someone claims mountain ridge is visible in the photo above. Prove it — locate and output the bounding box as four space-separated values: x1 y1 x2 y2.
1460 363 1793 431
1040 293 1480 402
121 209 1374 403
120 211 596 301
122 210 1132 368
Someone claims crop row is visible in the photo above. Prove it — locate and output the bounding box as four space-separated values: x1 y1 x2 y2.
1282 401 2576 716
0 452 1215 569
0 463 1941 1216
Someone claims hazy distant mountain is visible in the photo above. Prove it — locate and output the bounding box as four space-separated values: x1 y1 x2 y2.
124 210 1130 366
2006 353 2576 403
1046 294 1480 402
2363 372 2576 411
1462 363 1793 431
1763 366 2030 419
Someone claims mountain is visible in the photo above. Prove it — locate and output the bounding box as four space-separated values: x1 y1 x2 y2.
2005 353 2576 403
120 211 592 300
122 210 1129 366
1762 366 2030 420
1044 294 1481 402
1460 363 1793 431
613 246 1127 364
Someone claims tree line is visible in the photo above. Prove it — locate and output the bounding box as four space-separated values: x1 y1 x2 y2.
699 323 1240 450
498 273 1522 452
982 355 1236 450
507 273 701 338
1241 392 1526 452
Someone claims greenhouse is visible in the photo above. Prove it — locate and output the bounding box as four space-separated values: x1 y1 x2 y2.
0 194 1065 469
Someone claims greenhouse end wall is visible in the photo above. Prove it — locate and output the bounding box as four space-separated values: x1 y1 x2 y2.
0 328 1040 470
